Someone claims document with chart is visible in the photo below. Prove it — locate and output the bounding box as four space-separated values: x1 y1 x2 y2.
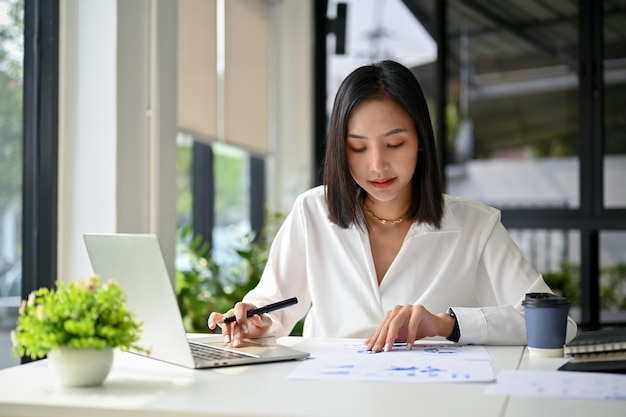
288 341 495 383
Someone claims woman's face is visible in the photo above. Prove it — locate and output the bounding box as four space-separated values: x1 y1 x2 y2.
346 98 419 205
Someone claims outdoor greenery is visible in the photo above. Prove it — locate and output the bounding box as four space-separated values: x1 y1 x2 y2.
542 261 582 306
175 210 304 336
543 261 626 310
11 275 145 359
175 138 247 231
213 146 246 217
600 263 626 311
175 138 193 225
0 0 22 213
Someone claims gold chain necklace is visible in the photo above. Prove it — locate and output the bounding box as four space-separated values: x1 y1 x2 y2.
362 203 407 225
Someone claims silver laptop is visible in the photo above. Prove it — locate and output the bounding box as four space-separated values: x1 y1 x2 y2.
83 233 309 369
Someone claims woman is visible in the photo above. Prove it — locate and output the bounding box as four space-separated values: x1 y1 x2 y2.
208 60 577 352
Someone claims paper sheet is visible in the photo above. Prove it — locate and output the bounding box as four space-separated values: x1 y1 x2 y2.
288 341 495 383
485 369 626 400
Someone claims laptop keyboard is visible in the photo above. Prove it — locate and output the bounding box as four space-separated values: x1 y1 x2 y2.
189 341 254 364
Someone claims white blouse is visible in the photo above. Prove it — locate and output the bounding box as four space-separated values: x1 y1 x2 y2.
243 185 577 345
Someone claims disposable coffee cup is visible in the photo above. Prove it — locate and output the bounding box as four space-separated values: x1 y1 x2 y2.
523 292 570 358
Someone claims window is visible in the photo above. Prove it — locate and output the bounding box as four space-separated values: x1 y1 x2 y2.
176 132 266 282
443 0 626 329
0 0 22 369
603 0 626 208
2 0 59 367
212 142 251 273
600 231 626 323
176 0 269 282
510 229 582 321
319 1 626 329
445 0 580 208
325 0 437 117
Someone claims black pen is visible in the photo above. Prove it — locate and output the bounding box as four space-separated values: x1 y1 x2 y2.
218 297 298 324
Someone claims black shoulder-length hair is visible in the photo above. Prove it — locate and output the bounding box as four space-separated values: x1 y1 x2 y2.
322 59 444 229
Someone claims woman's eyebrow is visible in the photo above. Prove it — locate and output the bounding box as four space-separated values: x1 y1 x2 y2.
346 133 367 139
347 128 407 140
384 128 407 137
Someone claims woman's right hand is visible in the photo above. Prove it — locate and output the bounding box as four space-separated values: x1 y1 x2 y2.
207 302 272 347
364 304 454 352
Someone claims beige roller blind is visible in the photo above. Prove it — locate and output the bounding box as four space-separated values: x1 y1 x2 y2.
178 0 217 142
177 0 269 154
224 0 270 154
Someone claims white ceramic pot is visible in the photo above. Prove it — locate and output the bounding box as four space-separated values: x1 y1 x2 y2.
47 346 114 387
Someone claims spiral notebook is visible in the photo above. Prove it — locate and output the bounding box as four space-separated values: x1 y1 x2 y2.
559 327 626 374
83 233 309 369
564 328 626 356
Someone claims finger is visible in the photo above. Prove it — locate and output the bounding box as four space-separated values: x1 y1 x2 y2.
222 324 237 345
229 302 254 347
383 307 406 352
252 313 268 331
231 320 249 348
364 325 378 348
233 302 251 331
405 311 421 350
216 309 236 343
370 313 393 352
364 318 385 351
207 312 221 330
208 312 230 330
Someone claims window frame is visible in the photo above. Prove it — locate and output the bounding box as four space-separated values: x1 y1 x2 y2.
21 0 60 362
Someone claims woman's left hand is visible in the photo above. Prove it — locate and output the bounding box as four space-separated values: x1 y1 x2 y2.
364 304 455 352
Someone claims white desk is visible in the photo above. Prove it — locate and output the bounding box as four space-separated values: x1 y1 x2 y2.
0 337 622 417
503 347 626 417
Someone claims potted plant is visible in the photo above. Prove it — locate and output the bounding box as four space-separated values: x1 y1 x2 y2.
11 275 144 387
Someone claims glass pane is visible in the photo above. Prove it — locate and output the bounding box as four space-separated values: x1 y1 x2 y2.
326 0 437 124
0 0 23 369
212 142 250 277
509 229 581 323
446 0 580 209
176 132 193 231
175 136 251 281
600 231 626 324
513 229 626 325
603 0 626 208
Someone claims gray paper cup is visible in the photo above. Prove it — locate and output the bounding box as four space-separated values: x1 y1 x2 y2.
523 292 570 357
